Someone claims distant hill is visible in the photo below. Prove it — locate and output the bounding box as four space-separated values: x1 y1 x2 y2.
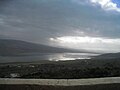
93 52 120 59
0 39 87 56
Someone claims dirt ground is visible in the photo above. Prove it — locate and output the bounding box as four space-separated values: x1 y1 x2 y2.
0 84 120 90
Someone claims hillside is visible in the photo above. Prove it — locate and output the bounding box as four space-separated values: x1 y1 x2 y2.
93 52 120 59
0 39 86 56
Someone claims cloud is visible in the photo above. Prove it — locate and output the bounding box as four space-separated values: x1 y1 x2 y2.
0 0 120 53
71 0 89 5
71 0 120 12
90 0 120 12
0 18 5 24
50 36 120 53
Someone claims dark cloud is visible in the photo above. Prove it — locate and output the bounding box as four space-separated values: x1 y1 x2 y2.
0 0 120 52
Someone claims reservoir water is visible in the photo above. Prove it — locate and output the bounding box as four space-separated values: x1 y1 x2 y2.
0 53 99 63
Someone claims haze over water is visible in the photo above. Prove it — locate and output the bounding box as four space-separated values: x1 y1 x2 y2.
0 53 99 63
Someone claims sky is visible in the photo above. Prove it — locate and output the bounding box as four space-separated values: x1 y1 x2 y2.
0 0 120 53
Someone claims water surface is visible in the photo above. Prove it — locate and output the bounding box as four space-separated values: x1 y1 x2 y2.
0 53 99 63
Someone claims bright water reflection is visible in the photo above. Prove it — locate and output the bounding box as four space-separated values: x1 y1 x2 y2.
0 53 99 63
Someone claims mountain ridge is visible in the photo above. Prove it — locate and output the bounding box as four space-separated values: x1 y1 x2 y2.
0 39 88 56
93 52 120 59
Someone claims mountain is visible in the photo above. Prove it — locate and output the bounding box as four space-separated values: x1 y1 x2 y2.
0 39 86 56
93 52 120 59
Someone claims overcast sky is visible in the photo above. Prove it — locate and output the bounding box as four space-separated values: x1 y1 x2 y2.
0 0 120 53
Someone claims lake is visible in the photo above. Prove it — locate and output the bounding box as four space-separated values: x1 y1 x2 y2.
0 53 99 63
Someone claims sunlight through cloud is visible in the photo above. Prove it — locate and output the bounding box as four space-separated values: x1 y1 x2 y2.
50 36 120 53
90 0 120 12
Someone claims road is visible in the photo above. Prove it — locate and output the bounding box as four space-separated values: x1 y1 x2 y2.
0 77 120 86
